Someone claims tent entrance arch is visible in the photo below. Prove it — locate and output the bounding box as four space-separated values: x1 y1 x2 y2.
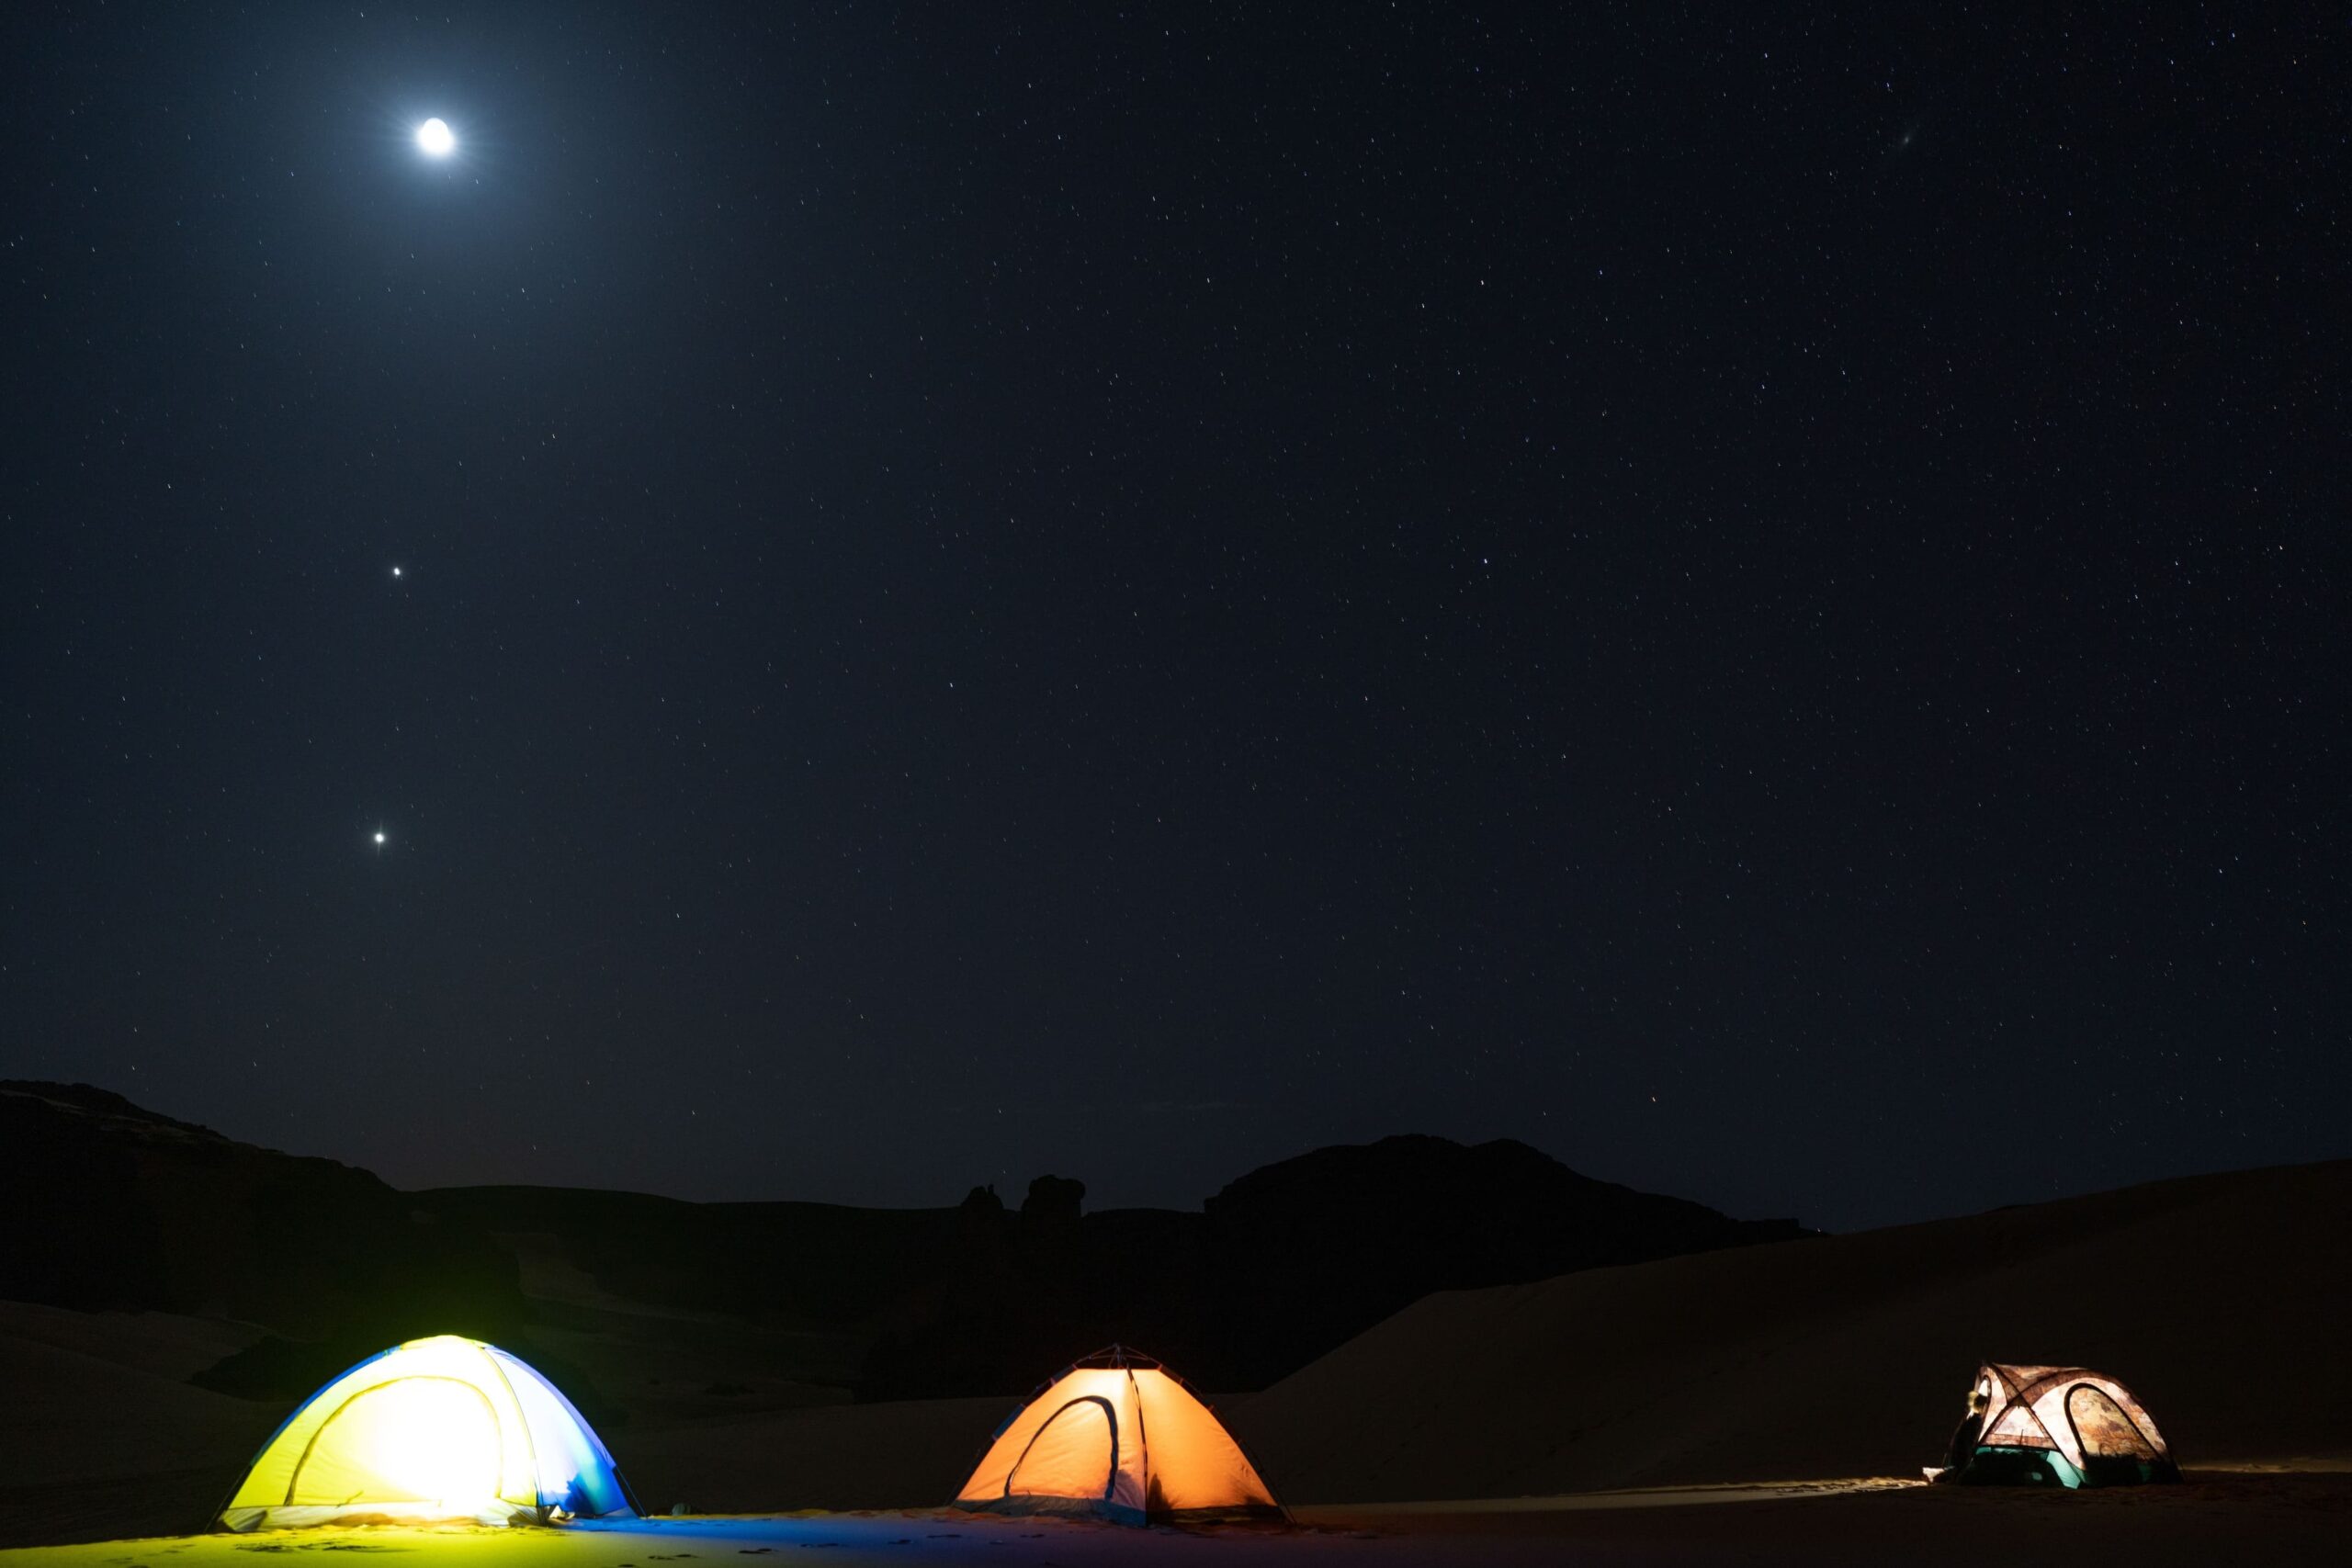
1006 1396 1118 1501
287 1377 506 1507
2064 1384 2163 1483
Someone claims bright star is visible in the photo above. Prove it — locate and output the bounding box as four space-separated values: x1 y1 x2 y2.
373 829 388 847
416 118 456 157
391 565 403 577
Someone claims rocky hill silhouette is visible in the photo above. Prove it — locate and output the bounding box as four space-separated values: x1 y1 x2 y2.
0 1081 1801 1410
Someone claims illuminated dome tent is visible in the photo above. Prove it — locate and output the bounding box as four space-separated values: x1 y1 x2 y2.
1954 1362 2180 1487
954 1346 1283 1526
219 1335 634 1530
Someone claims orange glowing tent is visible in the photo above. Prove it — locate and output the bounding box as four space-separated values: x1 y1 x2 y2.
953 1346 1283 1525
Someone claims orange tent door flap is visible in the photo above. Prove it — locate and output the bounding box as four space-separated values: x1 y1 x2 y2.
1006 1396 1117 1501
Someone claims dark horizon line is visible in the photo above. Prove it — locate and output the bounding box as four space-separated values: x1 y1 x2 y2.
13 1077 2338 1244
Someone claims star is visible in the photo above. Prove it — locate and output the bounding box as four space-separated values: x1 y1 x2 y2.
416 118 456 158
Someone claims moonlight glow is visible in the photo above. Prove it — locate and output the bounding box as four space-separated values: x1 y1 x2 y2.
416 118 456 157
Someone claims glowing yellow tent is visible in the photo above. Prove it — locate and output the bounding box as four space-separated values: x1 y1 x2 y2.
218 1335 634 1530
954 1346 1283 1525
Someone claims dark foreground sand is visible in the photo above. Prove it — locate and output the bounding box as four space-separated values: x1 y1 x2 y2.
2 1471 2346 1568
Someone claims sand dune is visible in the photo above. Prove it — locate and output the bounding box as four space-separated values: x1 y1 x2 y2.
0 1304 277 1544
1233 1158 2352 1501
0 1303 267 1489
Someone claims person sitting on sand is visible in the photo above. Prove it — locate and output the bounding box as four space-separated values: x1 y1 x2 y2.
1927 1384 1991 1483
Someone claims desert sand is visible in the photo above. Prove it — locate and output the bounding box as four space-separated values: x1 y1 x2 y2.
3 1160 2346 1562
2 1473 2348 1568
0 1303 275 1549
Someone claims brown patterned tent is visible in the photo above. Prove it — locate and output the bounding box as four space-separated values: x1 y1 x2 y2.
1952 1362 2179 1487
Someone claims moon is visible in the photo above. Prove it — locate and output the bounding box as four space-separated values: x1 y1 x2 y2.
416 118 456 157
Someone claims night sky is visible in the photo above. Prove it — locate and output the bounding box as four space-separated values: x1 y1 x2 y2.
4 6 2344 1234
